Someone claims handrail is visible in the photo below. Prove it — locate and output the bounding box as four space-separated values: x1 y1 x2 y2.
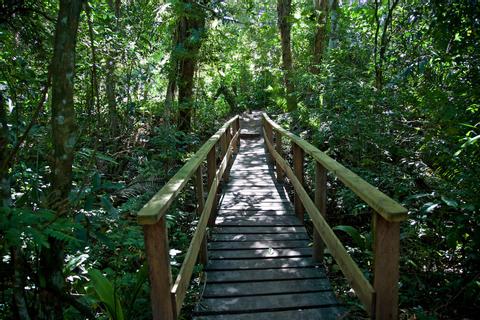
262 112 407 320
138 115 240 320
262 113 407 222
137 115 240 225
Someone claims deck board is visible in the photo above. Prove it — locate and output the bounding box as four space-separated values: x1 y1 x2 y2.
194 112 344 319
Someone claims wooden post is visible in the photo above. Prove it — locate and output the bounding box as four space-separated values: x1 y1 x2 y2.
194 166 208 265
373 213 400 320
235 117 240 151
224 125 232 181
275 131 284 182
313 161 327 261
264 121 273 163
207 146 217 227
143 217 175 320
292 142 304 222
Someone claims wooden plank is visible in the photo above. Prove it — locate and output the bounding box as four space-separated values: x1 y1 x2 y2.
216 209 295 217
222 186 285 192
373 213 400 320
137 115 238 225
205 257 317 270
214 216 302 227
195 291 339 314
194 306 345 320
143 218 174 320
220 194 289 202
264 132 375 313
219 202 293 211
211 233 309 241
231 164 271 170
202 278 330 297
209 240 309 250
292 142 305 222
313 161 327 262
213 226 307 234
206 267 325 283
220 198 291 206
262 113 407 222
209 248 312 259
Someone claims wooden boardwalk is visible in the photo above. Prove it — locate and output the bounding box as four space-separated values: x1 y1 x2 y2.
194 113 345 319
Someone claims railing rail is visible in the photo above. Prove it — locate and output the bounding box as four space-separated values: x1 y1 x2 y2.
137 115 240 320
262 113 407 320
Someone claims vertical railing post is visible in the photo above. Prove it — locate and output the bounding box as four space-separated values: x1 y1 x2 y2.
194 166 208 265
313 161 327 261
292 142 304 222
207 146 217 227
224 125 233 181
235 116 240 151
275 130 284 182
264 120 273 163
373 213 400 320
143 217 175 320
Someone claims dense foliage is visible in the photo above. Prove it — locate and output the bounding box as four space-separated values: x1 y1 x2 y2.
0 0 478 319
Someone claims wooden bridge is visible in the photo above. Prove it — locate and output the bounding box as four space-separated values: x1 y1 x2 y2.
137 112 408 320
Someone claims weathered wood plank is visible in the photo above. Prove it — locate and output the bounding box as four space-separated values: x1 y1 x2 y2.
213 226 307 234
262 113 407 222
206 267 325 283
195 291 340 314
214 216 303 227
202 278 330 297
209 240 309 250
194 307 345 320
205 257 317 270
209 248 312 259
219 202 294 211
220 195 290 203
216 209 295 217
211 232 309 241
137 115 239 225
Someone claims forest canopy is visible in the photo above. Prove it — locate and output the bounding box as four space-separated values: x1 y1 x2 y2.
0 0 479 319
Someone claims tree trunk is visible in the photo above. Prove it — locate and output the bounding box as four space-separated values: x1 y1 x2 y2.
39 1 82 318
106 0 121 134
177 0 208 132
277 0 297 112
328 0 339 50
0 92 10 208
312 0 329 74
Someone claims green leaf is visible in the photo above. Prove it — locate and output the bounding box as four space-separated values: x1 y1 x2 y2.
441 196 458 209
88 269 124 320
333 225 365 250
101 196 118 217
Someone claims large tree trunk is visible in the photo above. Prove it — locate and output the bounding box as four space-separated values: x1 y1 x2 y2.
328 0 339 50
177 0 207 132
277 0 297 112
312 0 329 73
38 1 82 319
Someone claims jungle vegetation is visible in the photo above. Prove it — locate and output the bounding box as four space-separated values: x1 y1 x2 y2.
0 0 478 319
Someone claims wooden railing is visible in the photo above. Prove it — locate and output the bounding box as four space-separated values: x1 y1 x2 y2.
137 115 240 320
262 113 407 320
